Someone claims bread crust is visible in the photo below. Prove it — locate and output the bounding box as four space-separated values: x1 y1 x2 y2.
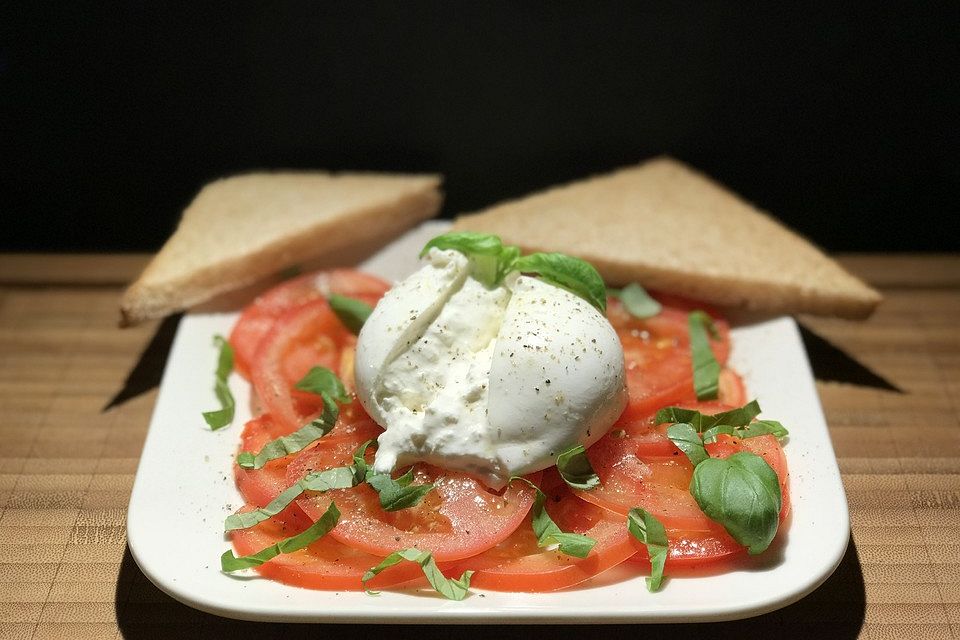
120 172 442 326
453 157 881 319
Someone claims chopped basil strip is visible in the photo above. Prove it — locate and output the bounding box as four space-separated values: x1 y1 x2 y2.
221 502 340 572
236 366 351 469
736 419 789 439
688 311 721 400
236 418 335 470
328 294 373 334
294 366 350 405
224 467 356 531
362 548 473 600
656 401 789 444
420 231 518 287
351 439 374 483
512 476 596 558
366 469 434 512
202 336 236 430
616 283 662 319
666 423 709 466
626 508 669 592
690 452 782 554
656 400 762 431
701 424 735 444
556 444 600 490
513 252 607 312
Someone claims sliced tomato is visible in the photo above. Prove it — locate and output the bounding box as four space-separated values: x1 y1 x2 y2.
455 470 642 592
230 270 389 377
577 401 790 566
717 368 747 406
608 294 731 423
287 436 540 562
229 503 422 591
250 300 352 431
234 409 382 507
234 414 291 507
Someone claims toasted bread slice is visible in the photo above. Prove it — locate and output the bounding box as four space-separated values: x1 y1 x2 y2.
120 172 442 326
454 157 880 319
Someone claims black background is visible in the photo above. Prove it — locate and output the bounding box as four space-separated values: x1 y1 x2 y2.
2 2 957 252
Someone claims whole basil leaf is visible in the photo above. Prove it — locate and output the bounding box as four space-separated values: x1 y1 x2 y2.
513 252 607 312
690 452 782 554
420 231 518 287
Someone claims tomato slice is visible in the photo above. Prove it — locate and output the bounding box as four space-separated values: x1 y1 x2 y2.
250 300 352 431
234 408 382 507
230 270 389 378
229 503 422 591
287 436 540 562
234 414 291 507
577 401 790 565
455 470 642 592
608 294 731 423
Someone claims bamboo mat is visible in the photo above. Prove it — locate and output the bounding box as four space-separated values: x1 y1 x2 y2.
0 254 957 640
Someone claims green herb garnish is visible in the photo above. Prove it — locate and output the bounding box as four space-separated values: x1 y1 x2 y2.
612 282 662 318
556 444 600 490
202 336 236 430
221 502 340 572
690 452 782 554
512 476 596 558
366 469 435 512
362 548 473 600
665 423 709 466
513 252 607 312
626 508 669 592
224 467 356 531
328 294 373 334
688 310 721 400
420 231 518 287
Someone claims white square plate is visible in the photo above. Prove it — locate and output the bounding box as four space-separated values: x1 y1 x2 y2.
127 222 849 623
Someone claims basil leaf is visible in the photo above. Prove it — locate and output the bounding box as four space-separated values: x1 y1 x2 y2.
666 423 708 466
688 311 721 400
618 283 662 319
294 366 350 405
701 424 735 444
328 294 373 335
690 452 782 554
626 508 668 592
512 476 596 558
351 439 374 483
654 406 711 431
224 466 356 531
221 502 340 572
362 548 473 600
513 252 607 312
709 400 762 427
420 231 518 287
736 419 789 439
236 418 334 469
366 469 434 512
656 400 763 431
556 444 600 490
202 336 236 430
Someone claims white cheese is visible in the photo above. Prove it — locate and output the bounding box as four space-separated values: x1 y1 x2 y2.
355 248 627 488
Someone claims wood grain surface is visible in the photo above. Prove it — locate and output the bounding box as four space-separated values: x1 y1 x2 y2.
0 254 957 639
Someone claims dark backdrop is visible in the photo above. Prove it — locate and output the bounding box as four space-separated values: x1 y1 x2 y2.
1 2 956 252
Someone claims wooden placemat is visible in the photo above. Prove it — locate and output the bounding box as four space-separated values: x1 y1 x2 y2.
0 254 957 639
